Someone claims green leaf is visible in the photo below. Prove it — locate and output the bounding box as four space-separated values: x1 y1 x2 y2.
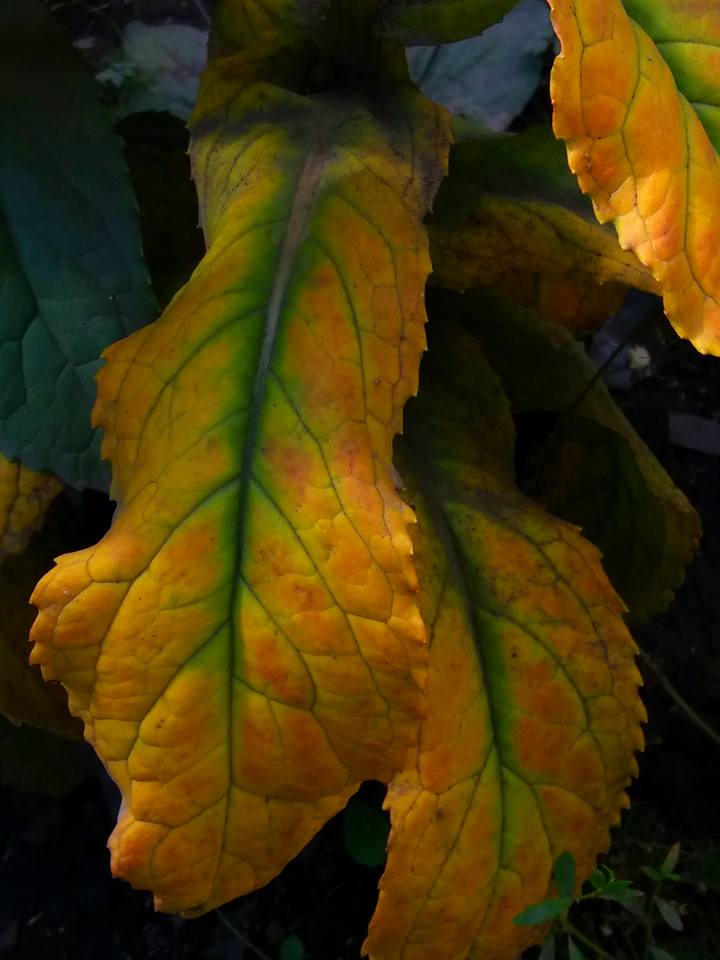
662 842 681 875
443 289 700 623
0 0 157 490
342 795 390 867
539 937 557 960
656 898 684 932
513 898 573 926
406 0 553 130
279 934 306 960
378 0 519 45
649 947 677 960
554 852 576 899
567 936 587 960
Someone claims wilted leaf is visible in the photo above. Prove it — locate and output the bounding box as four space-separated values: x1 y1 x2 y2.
365 321 644 960
429 126 658 331
407 0 553 131
30 22 450 914
0 0 157 489
378 0 519 45
448 289 700 623
549 0 720 355
0 456 61 564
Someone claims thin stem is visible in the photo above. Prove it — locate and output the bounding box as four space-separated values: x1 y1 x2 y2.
564 920 618 959
639 649 720 750
216 909 273 960
192 0 212 24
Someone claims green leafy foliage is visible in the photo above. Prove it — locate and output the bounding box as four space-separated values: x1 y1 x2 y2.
0 0 156 489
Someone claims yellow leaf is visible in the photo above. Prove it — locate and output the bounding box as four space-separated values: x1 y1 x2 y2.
29 28 450 914
549 0 720 354
429 127 658 332
365 322 644 960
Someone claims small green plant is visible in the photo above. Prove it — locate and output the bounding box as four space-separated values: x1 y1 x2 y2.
515 847 688 960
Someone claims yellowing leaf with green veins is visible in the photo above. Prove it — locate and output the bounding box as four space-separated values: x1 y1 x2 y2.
29 42 450 914
428 126 658 331
549 0 720 354
0 456 61 563
451 288 700 623
365 321 644 960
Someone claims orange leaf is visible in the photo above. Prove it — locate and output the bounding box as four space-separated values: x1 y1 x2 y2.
365 322 644 960
549 0 720 354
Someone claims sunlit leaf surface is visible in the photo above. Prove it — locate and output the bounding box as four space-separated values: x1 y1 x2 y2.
29 22 450 914
549 0 720 354
366 322 644 960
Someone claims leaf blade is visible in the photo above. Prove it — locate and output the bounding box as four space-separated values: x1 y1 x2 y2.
0 0 157 488
30 46 450 914
549 0 720 355
365 321 644 960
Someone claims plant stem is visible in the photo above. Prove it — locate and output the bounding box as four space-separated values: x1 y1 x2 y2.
216 909 273 960
192 0 212 24
563 920 618 959
639 649 720 750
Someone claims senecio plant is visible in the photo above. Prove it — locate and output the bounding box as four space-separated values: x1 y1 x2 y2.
1 0 717 956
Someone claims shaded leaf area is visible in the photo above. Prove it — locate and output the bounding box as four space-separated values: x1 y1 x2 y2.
549 0 720 355
0 0 157 490
0 492 102 737
406 0 553 131
117 112 205 309
0 717 90 798
441 288 700 623
366 321 644 960
29 15 450 915
428 126 658 331
378 0 519 45
0 456 61 564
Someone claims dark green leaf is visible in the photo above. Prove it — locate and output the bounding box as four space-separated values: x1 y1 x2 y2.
649 947 677 960
513 898 573 926
567 937 587 960
378 0 519 45
554 852 576 899
342 795 390 867
0 0 157 490
279 934 306 960
539 936 556 960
